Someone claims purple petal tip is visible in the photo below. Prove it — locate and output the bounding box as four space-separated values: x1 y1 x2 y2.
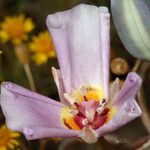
23 127 33 136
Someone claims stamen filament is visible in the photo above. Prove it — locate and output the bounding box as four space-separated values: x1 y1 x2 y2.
64 93 76 105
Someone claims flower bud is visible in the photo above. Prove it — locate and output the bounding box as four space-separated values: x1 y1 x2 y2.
15 44 30 64
110 57 129 75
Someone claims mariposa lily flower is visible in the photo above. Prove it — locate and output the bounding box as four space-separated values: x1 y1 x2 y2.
0 4 142 144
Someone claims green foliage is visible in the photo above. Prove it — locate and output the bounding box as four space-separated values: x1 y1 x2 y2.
111 0 150 60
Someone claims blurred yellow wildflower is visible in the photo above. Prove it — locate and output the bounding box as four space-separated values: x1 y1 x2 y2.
0 125 20 150
0 15 34 45
29 31 56 65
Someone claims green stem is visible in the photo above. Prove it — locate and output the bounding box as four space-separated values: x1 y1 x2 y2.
39 139 47 150
137 89 150 133
137 61 150 133
23 63 36 91
132 59 141 72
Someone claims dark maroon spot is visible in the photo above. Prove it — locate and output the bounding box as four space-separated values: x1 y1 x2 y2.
100 108 110 116
77 112 85 117
63 119 72 129
74 115 85 129
84 95 88 101
74 102 86 116
74 102 79 107
129 77 135 84
92 114 107 130
102 99 106 104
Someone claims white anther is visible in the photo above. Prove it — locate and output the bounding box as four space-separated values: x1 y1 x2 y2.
82 118 89 126
85 110 95 123
64 93 75 105
69 109 78 115
96 107 104 115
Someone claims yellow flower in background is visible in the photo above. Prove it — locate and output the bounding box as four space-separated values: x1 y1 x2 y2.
0 125 20 150
29 31 56 65
0 15 34 45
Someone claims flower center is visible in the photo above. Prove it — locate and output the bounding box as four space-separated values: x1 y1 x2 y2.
62 95 110 130
60 87 116 131
73 97 110 130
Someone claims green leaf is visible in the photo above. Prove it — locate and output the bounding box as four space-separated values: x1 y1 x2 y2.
111 0 150 60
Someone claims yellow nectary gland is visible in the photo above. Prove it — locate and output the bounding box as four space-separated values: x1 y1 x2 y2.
72 86 104 103
60 107 81 130
105 106 117 124
64 117 81 130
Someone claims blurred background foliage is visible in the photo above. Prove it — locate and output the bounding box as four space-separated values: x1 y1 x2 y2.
0 0 113 99
0 0 133 96
0 0 150 150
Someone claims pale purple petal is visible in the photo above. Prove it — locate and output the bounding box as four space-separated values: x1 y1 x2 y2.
47 12 71 94
113 72 142 105
47 4 110 97
96 98 141 135
99 7 110 97
96 72 142 135
1 82 63 106
23 127 79 140
0 82 78 139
